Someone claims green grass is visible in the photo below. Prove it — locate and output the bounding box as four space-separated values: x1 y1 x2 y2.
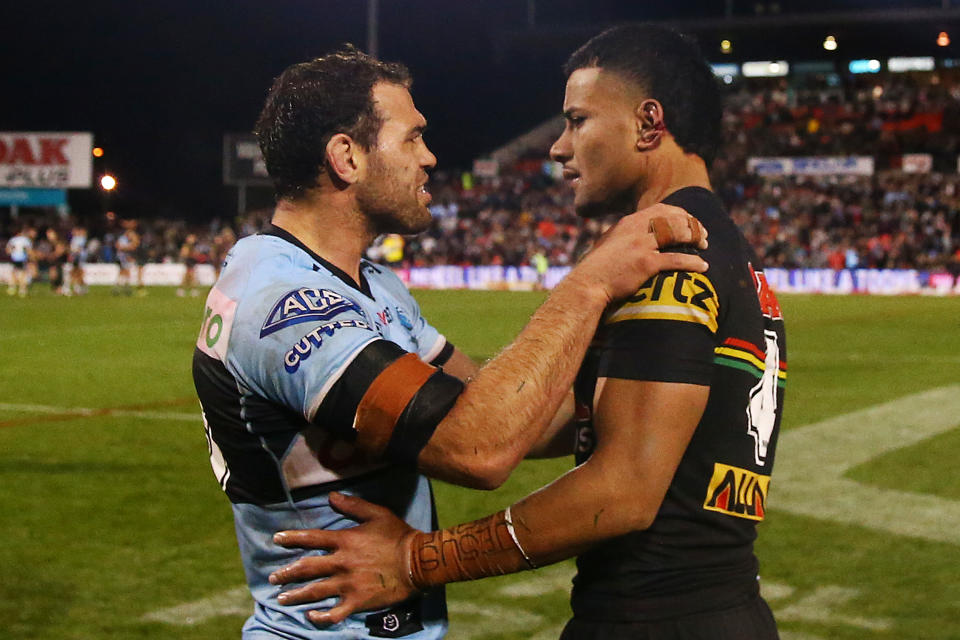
1 287 959 639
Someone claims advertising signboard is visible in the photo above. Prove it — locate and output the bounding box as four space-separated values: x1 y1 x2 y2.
0 132 93 188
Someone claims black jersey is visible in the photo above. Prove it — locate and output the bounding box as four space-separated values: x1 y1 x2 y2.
571 187 787 621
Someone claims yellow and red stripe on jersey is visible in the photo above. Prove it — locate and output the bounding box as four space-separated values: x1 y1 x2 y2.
703 462 770 521
605 271 719 333
713 337 787 387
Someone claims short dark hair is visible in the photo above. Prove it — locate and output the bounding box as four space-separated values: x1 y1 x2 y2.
564 25 722 167
254 45 411 200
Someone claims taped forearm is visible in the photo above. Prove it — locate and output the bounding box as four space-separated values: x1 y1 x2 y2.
407 508 537 589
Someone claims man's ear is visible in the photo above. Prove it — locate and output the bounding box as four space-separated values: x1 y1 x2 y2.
325 133 364 185
635 99 666 151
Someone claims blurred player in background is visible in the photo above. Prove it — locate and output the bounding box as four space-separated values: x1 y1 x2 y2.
211 225 237 279
114 219 141 295
5 225 34 297
68 225 89 295
177 233 200 297
45 228 69 295
192 45 707 640
532 247 549 290
45 229 65 292
271 25 786 640
381 233 405 267
33 228 53 290
134 224 150 296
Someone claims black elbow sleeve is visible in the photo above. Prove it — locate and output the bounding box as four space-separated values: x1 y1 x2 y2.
384 370 464 466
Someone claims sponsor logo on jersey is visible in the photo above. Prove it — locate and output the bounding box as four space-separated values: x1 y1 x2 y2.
395 306 413 331
283 319 371 373
703 462 770 521
376 307 394 326
605 271 720 333
748 263 783 320
196 287 237 361
261 288 361 338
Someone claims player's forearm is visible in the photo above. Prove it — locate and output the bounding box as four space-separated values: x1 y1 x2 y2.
418 277 608 487
415 381 710 580
525 392 576 458
407 457 646 588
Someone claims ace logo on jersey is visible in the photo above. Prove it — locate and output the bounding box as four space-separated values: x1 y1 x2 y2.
260 288 361 338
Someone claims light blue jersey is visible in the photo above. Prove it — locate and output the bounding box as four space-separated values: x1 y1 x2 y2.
193 226 450 639
6 234 32 263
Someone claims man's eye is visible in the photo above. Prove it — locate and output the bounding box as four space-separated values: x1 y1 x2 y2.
569 116 585 127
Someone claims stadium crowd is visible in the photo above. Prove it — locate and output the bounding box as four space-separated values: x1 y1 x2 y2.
4 71 960 292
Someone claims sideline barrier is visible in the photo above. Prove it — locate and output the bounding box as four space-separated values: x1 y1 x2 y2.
0 263 217 287
395 266 960 296
1 263 957 295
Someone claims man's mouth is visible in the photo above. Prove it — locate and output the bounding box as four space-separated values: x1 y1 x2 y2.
561 168 580 182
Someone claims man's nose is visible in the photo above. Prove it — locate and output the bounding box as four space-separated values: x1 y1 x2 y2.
420 141 437 170
549 130 571 163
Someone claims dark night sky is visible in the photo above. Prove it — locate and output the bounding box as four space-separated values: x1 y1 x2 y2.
1 0 954 220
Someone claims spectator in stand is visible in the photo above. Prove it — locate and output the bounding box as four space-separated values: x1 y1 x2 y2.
2 71 960 277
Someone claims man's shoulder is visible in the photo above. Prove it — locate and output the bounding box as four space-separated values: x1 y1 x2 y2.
211 237 364 343
361 259 415 302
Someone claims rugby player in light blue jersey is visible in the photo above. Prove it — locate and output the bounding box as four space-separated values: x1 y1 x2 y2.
5 225 34 297
192 45 707 639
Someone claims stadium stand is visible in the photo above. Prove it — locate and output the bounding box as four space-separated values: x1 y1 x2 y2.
3 71 960 287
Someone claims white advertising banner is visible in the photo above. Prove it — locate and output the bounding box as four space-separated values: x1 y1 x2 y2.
70 263 216 286
901 153 933 174
472 159 500 178
0 132 93 188
2 264 956 295
396 266 956 296
0 263 216 286
747 156 875 177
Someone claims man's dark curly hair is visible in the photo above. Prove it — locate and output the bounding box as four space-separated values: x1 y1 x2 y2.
564 25 722 168
254 45 411 200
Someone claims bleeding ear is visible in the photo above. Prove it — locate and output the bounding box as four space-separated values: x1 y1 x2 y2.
636 99 666 150
325 133 363 185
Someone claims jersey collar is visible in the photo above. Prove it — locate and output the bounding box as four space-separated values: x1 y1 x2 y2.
261 223 373 298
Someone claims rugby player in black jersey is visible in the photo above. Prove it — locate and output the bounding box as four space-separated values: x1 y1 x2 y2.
269 25 786 640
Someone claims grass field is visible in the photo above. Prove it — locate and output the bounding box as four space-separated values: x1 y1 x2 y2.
1 287 959 639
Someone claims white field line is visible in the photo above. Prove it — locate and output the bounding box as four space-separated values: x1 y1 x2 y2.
0 319 196 341
140 586 252 625
772 384 960 544
0 402 198 422
140 577 885 639
795 352 960 364
142 387 958 635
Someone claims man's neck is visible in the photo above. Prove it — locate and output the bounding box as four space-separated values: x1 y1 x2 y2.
270 191 372 283
635 140 713 211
